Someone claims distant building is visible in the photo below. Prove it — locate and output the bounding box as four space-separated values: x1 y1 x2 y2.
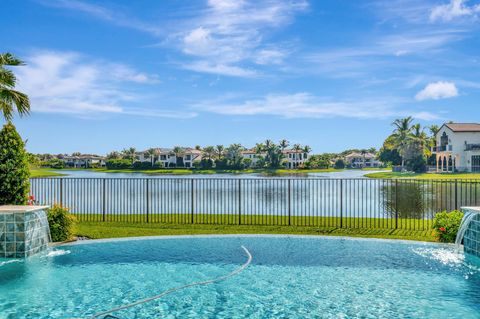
344 152 381 168
433 123 480 172
62 155 106 168
137 148 202 168
241 149 309 169
283 149 309 169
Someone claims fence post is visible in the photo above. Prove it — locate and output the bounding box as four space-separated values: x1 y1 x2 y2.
146 179 150 223
102 178 106 222
395 179 398 229
339 179 343 229
59 178 63 206
238 179 242 225
191 179 194 224
288 179 291 226
454 179 458 210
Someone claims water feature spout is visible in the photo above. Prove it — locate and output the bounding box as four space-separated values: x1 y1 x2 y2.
456 207 480 250
0 205 51 258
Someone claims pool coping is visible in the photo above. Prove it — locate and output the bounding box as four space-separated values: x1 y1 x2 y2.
56 234 454 248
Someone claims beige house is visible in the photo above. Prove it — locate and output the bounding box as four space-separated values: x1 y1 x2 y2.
344 152 381 168
433 123 480 172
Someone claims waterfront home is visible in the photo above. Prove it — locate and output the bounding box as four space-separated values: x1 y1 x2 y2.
137 148 202 168
344 152 381 168
283 149 309 169
241 149 261 167
433 123 480 172
62 155 106 168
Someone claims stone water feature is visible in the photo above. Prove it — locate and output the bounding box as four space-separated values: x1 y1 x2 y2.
0 206 51 258
458 207 480 258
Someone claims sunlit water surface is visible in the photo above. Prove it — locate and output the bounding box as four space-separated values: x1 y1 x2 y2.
0 236 479 318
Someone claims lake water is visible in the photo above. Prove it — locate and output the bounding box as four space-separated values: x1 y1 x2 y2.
53 169 377 179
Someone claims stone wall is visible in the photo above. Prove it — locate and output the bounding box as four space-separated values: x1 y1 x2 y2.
464 212 480 258
0 206 50 258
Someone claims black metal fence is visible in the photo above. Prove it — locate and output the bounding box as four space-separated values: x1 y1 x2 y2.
30 178 480 230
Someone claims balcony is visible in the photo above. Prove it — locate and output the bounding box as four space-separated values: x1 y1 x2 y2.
433 145 452 152
465 144 480 151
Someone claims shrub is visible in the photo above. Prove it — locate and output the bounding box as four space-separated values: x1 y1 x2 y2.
132 161 154 170
433 210 464 243
47 204 77 242
0 123 30 205
334 159 345 169
106 159 131 169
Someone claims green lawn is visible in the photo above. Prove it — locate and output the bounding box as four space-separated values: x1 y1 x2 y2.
76 221 437 242
30 168 66 178
365 171 480 180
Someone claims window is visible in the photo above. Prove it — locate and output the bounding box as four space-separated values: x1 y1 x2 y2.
185 155 191 161
160 155 167 160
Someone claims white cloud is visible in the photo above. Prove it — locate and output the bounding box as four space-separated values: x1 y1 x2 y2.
415 81 459 100
177 0 308 76
37 0 163 36
194 93 439 120
430 0 480 22
16 51 194 118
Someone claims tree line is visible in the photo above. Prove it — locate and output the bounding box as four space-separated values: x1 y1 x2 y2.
378 116 438 172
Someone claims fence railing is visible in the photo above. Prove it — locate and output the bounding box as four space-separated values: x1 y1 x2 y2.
30 178 480 230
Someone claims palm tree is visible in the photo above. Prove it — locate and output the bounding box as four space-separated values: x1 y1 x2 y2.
279 139 289 151
145 148 158 167
194 145 202 151
391 116 413 167
202 146 215 161
215 145 225 160
254 143 265 154
107 151 121 159
122 147 137 165
411 123 429 156
172 146 185 167
0 53 30 121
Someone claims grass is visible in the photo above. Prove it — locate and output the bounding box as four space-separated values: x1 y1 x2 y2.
365 171 480 180
30 168 66 178
76 221 437 242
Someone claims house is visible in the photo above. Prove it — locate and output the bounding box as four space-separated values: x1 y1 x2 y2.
137 148 202 168
282 149 309 169
344 152 381 168
433 123 480 172
241 149 262 167
62 155 106 168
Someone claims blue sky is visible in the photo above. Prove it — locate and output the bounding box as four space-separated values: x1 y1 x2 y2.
2 0 480 154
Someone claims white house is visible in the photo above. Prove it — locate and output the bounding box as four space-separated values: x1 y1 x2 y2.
283 150 309 169
433 123 480 172
137 148 202 168
344 152 381 168
62 155 106 168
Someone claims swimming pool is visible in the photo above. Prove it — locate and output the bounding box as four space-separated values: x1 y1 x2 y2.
0 235 479 318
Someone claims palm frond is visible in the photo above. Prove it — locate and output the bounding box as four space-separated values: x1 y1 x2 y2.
0 53 24 67
0 67 16 88
0 88 30 120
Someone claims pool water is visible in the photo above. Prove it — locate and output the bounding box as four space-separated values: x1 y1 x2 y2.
0 236 479 318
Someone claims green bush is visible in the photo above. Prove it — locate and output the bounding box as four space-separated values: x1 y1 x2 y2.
0 123 30 205
47 204 77 242
334 159 345 169
106 159 132 169
433 210 464 243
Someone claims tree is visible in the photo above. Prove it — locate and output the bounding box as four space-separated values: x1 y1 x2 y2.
107 151 121 160
172 146 185 167
391 116 413 167
122 147 137 164
145 148 158 167
378 135 402 166
304 155 330 169
279 139 289 151
334 159 345 169
225 144 244 169
0 123 30 205
202 146 216 161
0 53 30 121
215 145 225 160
